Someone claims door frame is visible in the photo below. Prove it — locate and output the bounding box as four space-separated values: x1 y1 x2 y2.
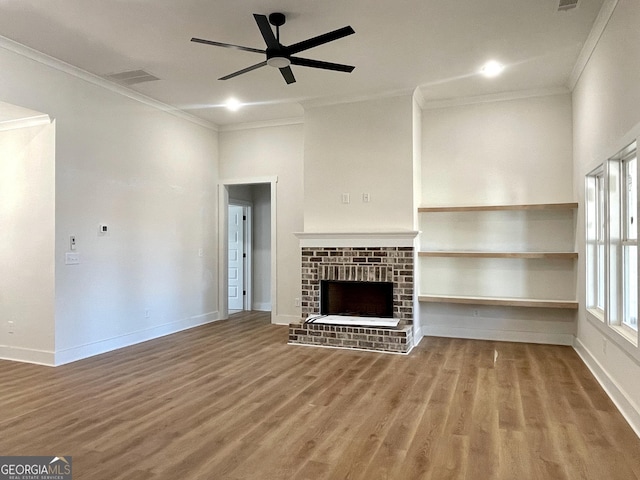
228 201 252 311
219 176 277 323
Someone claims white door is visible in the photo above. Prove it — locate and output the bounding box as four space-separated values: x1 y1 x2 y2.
228 205 244 311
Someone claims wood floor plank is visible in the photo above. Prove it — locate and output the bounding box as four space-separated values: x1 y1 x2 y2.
497 430 534 480
430 433 469 480
466 366 500 479
0 311 638 479
395 367 460 478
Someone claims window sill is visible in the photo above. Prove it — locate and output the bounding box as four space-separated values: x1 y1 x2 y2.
586 307 639 349
585 308 640 366
611 324 639 347
586 307 605 323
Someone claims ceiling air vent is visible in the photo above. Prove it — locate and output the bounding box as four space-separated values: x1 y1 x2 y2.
105 69 160 86
558 0 579 11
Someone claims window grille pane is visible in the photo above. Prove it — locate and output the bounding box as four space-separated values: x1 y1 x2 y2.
586 168 606 313
597 243 605 310
623 244 638 331
597 174 606 242
625 157 637 241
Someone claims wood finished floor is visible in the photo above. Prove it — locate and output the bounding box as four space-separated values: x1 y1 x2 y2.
1 311 639 480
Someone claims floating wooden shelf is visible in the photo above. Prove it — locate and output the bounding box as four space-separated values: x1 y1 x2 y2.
418 202 578 213
418 251 578 259
418 294 578 309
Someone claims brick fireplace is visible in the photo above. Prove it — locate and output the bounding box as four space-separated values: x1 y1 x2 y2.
289 232 418 354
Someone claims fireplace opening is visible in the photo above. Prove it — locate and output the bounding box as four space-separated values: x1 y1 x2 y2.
320 280 394 318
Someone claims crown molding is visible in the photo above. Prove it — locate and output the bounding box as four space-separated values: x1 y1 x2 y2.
300 88 415 110
420 86 570 110
567 0 619 90
219 116 304 132
412 88 427 109
221 88 418 129
0 35 219 132
0 114 51 132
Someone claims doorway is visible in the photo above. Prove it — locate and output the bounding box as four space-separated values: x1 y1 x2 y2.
224 181 273 318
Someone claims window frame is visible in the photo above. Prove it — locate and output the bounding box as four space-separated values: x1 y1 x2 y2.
585 141 638 346
586 165 606 318
621 151 637 334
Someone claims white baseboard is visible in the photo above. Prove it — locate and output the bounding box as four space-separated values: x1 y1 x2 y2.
0 345 55 366
573 337 640 439
252 302 272 312
422 325 574 346
54 311 220 366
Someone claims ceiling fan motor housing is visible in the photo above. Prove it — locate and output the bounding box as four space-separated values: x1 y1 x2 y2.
268 12 286 27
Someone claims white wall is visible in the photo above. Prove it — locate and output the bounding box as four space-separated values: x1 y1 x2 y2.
572 0 640 434
422 94 574 206
420 93 576 344
0 40 220 365
219 123 304 324
0 121 55 364
228 184 253 203
303 95 415 232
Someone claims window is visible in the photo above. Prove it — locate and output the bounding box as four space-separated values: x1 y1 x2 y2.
586 166 606 314
622 153 637 331
586 141 638 342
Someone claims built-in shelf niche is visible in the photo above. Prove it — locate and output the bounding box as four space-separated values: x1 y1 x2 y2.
417 202 578 310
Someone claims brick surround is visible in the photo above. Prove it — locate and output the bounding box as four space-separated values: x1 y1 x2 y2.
289 322 413 353
289 246 415 354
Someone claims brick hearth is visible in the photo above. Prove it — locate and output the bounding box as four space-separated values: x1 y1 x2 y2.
289 246 415 354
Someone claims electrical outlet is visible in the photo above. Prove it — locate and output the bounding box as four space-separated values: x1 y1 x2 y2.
341 193 350 204
362 193 371 203
472 309 479 317
144 309 150 319
65 253 80 265
295 298 301 307
7 320 14 334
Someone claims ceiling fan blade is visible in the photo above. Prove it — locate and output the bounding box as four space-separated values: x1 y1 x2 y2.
290 57 355 72
279 66 296 84
219 61 268 80
253 14 279 49
191 37 264 54
287 26 355 55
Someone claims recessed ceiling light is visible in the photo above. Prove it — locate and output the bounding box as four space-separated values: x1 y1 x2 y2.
225 98 242 111
480 60 505 78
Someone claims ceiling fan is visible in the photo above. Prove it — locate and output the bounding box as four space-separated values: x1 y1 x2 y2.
191 13 355 85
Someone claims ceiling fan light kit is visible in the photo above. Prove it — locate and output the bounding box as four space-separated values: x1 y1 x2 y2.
266 56 291 68
191 12 355 85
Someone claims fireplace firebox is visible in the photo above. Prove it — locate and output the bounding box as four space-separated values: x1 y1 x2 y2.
321 280 394 318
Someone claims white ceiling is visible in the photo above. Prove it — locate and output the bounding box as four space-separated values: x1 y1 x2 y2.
0 0 605 126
